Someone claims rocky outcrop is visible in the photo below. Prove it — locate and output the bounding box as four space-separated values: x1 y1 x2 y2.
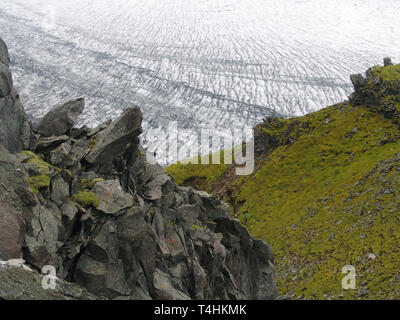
349 58 400 122
0 38 31 153
0 38 279 300
34 98 84 137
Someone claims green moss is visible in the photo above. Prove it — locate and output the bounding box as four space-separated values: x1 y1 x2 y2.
73 190 99 208
29 175 51 194
21 151 53 176
191 224 203 231
166 149 234 192
80 178 88 184
165 221 175 229
89 136 97 150
371 63 400 81
22 151 59 194
88 178 105 189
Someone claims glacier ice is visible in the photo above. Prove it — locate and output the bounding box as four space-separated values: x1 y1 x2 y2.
0 0 399 164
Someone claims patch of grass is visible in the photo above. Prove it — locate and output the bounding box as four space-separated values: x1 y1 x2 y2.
165 147 243 192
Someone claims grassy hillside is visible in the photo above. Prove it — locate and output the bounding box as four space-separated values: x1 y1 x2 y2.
166 61 400 299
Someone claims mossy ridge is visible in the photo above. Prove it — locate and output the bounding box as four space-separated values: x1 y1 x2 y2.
167 99 400 299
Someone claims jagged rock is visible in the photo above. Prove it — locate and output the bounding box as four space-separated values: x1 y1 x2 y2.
0 38 9 66
92 179 134 215
36 135 69 151
63 136 91 169
153 268 191 300
73 253 108 297
176 204 201 232
50 141 72 165
35 98 84 137
0 201 25 260
59 201 79 242
0 42 28 153
143 173 171 200
350 74 368 89
0 47 12 98
74 220 130 298
85 107 142 165
384 57 393 67
24 204 61 270
50 174 70 206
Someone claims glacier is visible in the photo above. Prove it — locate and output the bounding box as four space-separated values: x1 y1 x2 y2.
1 0 399 164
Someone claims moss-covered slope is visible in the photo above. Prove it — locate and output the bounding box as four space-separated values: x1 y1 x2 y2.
166 61 400 299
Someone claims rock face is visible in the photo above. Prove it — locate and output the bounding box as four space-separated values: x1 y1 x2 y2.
0 38 30 153
0 38 279 300
35 98 84 137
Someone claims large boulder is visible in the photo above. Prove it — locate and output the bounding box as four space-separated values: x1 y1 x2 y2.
0 38 30 153
92 179 134 215
35 98 84 137
85 107 142 165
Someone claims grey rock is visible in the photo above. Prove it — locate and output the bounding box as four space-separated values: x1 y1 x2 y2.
85 107 142 164
350 74 368 89
50 141 72 165
36 135 69 151
59 201 79 241
153 269 190 300
92 179 134 215
143 173 171 200
0 38 10 67
51 174 70 206
176 204 201 232
0 201 25 260
74 253 107 297
0 96 26 154
24 204 61 269
383 57 393 67
0 38 31 154
35 98 84 137
0 265 97 300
